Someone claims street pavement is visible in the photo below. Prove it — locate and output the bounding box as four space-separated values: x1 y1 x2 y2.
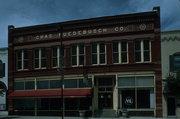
0 111 178 119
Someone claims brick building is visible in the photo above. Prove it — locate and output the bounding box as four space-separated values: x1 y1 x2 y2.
8 7 162 117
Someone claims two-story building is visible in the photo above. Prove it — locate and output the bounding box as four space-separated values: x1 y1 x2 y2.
161 30 180 118
8 7 162 117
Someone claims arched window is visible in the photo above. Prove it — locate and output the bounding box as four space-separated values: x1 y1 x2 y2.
170 52 180 72
0 60 5 78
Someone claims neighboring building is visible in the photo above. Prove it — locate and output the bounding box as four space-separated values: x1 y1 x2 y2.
0 47 8 110
161 30 180 118
8 7 162 117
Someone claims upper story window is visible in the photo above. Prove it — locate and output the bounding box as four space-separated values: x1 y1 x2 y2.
170 52 180 72
113 41 128 64
16 50 28 70
52 46 64 68
71 44 84 66
92 43 106 65
135 39 151 62
0 60 5 78
34 48 46 69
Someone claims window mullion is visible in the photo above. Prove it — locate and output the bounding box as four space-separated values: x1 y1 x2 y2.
97 44 99 64
149 41 152 62
39 49 41 68
58 47 60 67
141 40 144 62
77 46 79 66
22 51 24 70
119 42 121 63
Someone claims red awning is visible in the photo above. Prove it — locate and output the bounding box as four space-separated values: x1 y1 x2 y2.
8 89 92 99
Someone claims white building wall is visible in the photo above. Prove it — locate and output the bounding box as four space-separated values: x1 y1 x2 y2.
0 47 8 110
161 30 180 117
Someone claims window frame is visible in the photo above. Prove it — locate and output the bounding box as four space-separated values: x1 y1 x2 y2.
118 75 155 109
34 48 46 69
112 41 128 64
16 50 28 71
135 39 151 63
91 43 106 65
71 44 85 67
52 46 60 68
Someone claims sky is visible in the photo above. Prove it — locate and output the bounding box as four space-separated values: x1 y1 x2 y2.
0 0 180 48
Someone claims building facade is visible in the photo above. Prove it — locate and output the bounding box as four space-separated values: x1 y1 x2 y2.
161 30 180 118
8 8 162 117
0 47 8 110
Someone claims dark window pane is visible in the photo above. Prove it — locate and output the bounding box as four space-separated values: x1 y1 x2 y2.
100 54 105 64
144 51 150 61
135 52 141 62
113 53 119 63
25 81 35 90
64 79 77 88
35 59 39 68
49 98 62 110
79 45 84 54
65 98 78 110
15 82 24 90
71 46 77 55
137 90 150 108
24 51 28 59
41 59 46 67
71 56 77 65
92 44 97 53
37 80 49 89
17 51 22 60
135 40 141 51
121 53 127 63
41 48 46 58
79 78 92 88
24 60 28 69
100 43 105 53
52 58 57 67
79 55 84 65
122 89 135 108
18 61 22 69
92 54 97 64
52 47 57 57
34 49 39 58
144 40 150 50
121 42 127 51
98 78 113 86
50 80 61 89
113 42 118 52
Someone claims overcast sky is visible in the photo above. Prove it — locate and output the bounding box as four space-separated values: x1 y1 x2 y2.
0 0 180 48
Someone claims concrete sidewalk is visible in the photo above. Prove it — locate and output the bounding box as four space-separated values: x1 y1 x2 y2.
0 116 178 119
0 112 177 119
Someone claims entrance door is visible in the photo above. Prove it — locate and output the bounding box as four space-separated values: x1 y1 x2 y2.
98 93 113 109
167 97 176 116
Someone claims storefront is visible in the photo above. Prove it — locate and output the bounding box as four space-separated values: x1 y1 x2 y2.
8 7 162 117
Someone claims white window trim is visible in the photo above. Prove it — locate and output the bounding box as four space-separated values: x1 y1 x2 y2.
113 42 128 64
34 48 46 69
52 47 60 68
92 43 106 65
72 45 85 67
17 50 28 71
136 40 151 63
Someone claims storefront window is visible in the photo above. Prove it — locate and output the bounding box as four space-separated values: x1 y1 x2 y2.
25 81 35 90
118 76 154 109
14 82 24 90
37 80 49 89
50 80 61 89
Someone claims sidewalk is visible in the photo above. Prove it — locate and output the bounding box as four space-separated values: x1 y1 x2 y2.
0 116 178 119
0 111 177 119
